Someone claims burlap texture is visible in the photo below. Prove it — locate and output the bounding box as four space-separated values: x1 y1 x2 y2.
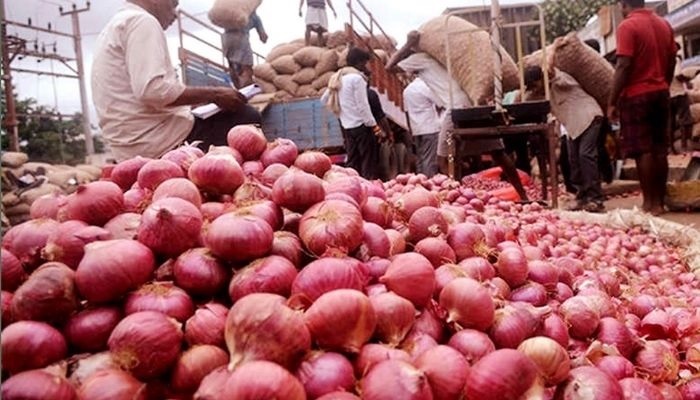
208 0 261 30
326 31 349 48
275 90 295 101
253 63 277 82
273 75 300 94
254 78 277 93
293 46 325 67
337 48 349 68
296 85 318 98
293 68 317 85
316 50 339 75
312 71 334 91
271 55 302 75
267 42 305 62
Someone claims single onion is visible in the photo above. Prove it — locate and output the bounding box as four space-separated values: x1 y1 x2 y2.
296 351 355 399
173 248 229 297
355 343 412 377
103 212 141 240
618 378 665 400
185 303 228 348
188 153 245 195
640 309 678 340
242 160 264 176
559 367 623 399
517 336 570 386
447 329 495 364
634 340 680 383
1 249 26 291
111 156 150 190
272 169 326 212
208 145 244 163
386 229 407 256
194 361 306 400
408 206 448 242
261 163 289 185
554 282 574 302
539 314 570 348
230 255 298 302
260 138 299 167
152 177 202 207
108 311 183 380
325 176 368 207
227 124 267 160
629 294 658 319
171 345 229 393
360 360 433 400
58 181 124 226
487 277 512 299
2 369 77 400
3 218 60 269
2 291 14 327
595 355 635 380
434 264 468 297
200 202 228 222
124 282 195 322
400 332 438 362
596 317 637 359
415 237 457 268
290 257 367 307
379 252 435 308
161 143 204 173
299 200 364 257
317 392 361 400
305 289 376 353
490 303 543 349
415 345 470 400
29 192 66 219
11 262 78 324
204 214 273 262
440 277 494 331
678 378 700 400
138 197 203 257
232 200 284 230
271 231 304 268
64 306 122 352
495 246 529 287
75 239 155 303
362 197 393 228
510 281 548 306
656 383 683 400
77 369 147 400
123 186 151 212
233 181 270 203
1 320 67 374
560 296 601 339
447 222 488 260
464 349 538 399
408 302 445 341
527 260 559 290
136 159 184 190
370 292 415 346
357 222 391 260
42 221 111 269
458 257 496 281
394 187 438 221
225 293 311 369
294 151 333 177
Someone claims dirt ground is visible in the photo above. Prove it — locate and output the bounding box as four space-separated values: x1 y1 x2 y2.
604 194 700 231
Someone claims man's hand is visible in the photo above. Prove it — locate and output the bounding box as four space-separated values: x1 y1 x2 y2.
332 9 337 18
607 104 619 123
299 9 303 17
259 31 269 44
213 88 247 112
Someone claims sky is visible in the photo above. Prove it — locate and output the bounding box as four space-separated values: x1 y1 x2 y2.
5 0 534 127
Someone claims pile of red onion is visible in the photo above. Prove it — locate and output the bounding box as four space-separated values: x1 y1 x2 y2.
1 129 699 400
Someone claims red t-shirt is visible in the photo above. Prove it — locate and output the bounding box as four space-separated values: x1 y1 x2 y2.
616 9 676 98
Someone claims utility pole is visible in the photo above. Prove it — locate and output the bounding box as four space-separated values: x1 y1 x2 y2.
1 0 20 151
60 2 93 156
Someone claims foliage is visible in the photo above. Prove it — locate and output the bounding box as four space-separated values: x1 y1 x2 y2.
541 0 617 41
1 96 103 165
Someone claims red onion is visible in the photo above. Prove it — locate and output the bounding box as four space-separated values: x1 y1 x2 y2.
360 360 433 400
225 293 311 369
200 201 227 222
540 314 570 348
679 378 700 400
299 200 364 257
510 281 548 306
296 351 355 399
232 200 283 230
227 124 267 160
188 153 245 195
233 181 270 203
595 355 635 380
554 282 574 302
161 143 204 172
242 160 264 176
415 237 457 268
560 296 601 339
136 159 184 190
171 345 229 393
103 212 141 240
64 306 122 352
517 336 570 386
108 311 183 380
138 197 203 257
640 309 678 340
415 345 470 400
204 214 273 262
447 329 495 364
41 221 110 269
230 255 297 301
77 369 146 400
458 256 496 281
630 296 658 319
123 187 151 212
185 302 228 347
619 378 665 400
464 349 538 399
260 138 298 167
272 169 325 212
152 177 202 207
408 302 445 341
208 144 244 163
59 181 124 226
434 264 468 297
305 289 377 353
558 366 623 399
394 187 438 221
284 210 303 233
67 352 120 387
3 218 60 269
11 262 77 324
173 248 229 297
362 197 393 228
271 231 303 267
408 206 448 242
401 332 439 362
490 303 544 349
447 222 488 260
1 249 26 291
2 290 14 327
325 176 368 207
495 246 529 287
1 321 67 373
75 240 155 303
125 282 195 322
2 369 77 400
386 229 407 256
261 163 289 185
528 260 559 290
487 277 512 299
357 222 391 260
634 340 680 383
111 156 151 190
355 343 411 377
317 392 361 400
370 292 416 346
195 361 306 400
596 317 637 359
440 277 494 331
656 383 683 400
29 192 66 219
294 151 333 177
379 252 435 308
290 257 367 307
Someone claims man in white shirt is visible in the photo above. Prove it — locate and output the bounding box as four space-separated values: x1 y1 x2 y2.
403 76 441 176
91 0 261 161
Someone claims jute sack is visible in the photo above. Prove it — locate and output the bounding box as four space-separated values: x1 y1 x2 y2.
337 48 349 68
271 55 302 75
522 45 555 69
316 50 339 75
418 15 519 105
19 183 62 205
689 90 700 104
326 31 349 49
691 104 700 123
312 71 334 90
293 46 325 67
253 63 277 82
293 68 317 85
2 192 21 208
5 203 30 217
75 164 102 180
254 78 277 93
273 75 299 95
553 33 614 109
267 42 305 63
275 90 295 101
296 85 318 98
208 0 261 30
1 152 28 168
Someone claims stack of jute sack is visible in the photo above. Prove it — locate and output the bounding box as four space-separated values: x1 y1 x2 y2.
208 0 262 30
253 32 393 101
1 152 101 226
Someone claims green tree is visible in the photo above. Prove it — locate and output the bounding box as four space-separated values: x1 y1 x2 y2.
1 96 102 165
541 0 617 41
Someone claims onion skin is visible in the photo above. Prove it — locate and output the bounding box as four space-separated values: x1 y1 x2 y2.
111 156 150 190
634 340 680 383
596 317 637 359
304 289 377 353
185 303 228 348
227 124 268 161
225 293 311 369
465 349 538 400
401 332 439 362
42 221 111 269
3 218 60 270
63 306 122 353
447 329 495 364
355 343 412 377
137 197 203 257
10 262 77 324
495 247 529 288
171 345 229 393
272 169 326 212
439 278 494 331
299 200 364 257
296 351 355 399
30 192 67 219
370 292 416 346
294 151 333 177
360 360 434 400
2 291 14 327
67 352 119 387
362 197 393 228
103 212 141 240
1 320 67 374
2 369 77 400
75 240 156 303
173 248 229 297
379 252 435 308
260 138 299 167
59 181 124 226
1 249 26 291
408 206 449 242
188 153 245 195
317 392 361 400
195 361 306 400
415 345 470 400
290 257 368 308
560 296 601 340
447 222 487 260
152 177 203 207
517 336 570 386
557 366 624 399
271 231 304 268
204 214 273 262
678 378 700 400
108 311 183 380
656 383 683 400
124 282 195 322
540 314 570 348
415 238 457 268
77 369 147 400
229 255 298 302
595 356 636 380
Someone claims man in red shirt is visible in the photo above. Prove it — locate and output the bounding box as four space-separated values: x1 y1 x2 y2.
608 0 676 215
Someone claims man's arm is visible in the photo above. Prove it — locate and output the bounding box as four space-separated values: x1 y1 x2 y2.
386 31 420 72
298 0 304 17
255 15 268 43
326 0 337 17
168 87 247 111
608 56 632 118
